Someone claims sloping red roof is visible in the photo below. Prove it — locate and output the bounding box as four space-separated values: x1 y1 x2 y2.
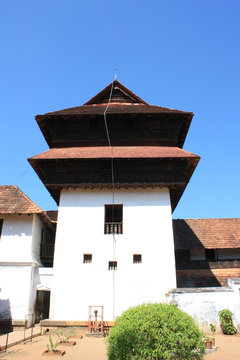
46 210 58 223
36 80 192 117
0 186 43 214
40 104 192 117
84 80 148 105
29 146 199 160
173 218 240 249
0 186 55 228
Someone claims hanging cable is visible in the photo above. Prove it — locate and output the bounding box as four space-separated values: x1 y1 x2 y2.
103 81 115 206
103 79 116 319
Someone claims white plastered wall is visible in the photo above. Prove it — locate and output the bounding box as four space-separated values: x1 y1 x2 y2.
0 214 46 319
0 215 33 263
32 214 44 265
170 280 240 331
0 266 32 319
51 188 176 321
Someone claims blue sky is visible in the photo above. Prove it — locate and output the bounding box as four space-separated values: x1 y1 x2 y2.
0 0 239 219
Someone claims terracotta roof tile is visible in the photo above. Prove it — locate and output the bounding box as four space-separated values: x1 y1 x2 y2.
173 218 240 249
46 210 58 223
0 186 42 214
0 186 55 229
29 146 199 160
40 104 192 117
36 80 192 117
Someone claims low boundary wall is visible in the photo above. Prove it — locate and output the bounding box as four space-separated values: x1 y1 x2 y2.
169 279 240 331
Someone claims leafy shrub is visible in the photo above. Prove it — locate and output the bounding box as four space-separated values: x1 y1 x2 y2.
107 303 205 360
218 309 237 335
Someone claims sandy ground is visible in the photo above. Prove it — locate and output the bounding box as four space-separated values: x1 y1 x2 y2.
0 332 107 360
203 333 240 360
0 330 240 359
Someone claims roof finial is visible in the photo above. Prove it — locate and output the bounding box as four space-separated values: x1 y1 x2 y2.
114 68 118 81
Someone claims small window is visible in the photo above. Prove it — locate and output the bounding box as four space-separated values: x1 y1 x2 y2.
205 249 216 261
0 219 3 239
108 261 117 270
83 254 92 263
105 205 123 234
133 254 142 263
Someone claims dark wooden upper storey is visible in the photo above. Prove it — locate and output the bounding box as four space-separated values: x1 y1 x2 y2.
36 81 193 148
28 146 200 211
29 81 200 212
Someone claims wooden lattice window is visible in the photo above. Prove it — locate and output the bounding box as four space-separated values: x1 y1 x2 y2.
133 254 142 263
108 261 117 270
83 254 92 263
104 205 123 234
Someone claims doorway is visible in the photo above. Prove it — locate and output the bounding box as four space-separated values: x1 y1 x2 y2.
35 290 50 321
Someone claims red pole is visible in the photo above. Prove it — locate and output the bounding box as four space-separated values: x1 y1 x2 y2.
94 310 98 332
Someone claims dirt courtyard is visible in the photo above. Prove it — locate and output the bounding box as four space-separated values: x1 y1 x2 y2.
0 331 240 360
0 331 107 360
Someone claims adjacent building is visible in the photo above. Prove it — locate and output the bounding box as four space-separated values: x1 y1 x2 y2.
174 218 240 287
0 186 55 320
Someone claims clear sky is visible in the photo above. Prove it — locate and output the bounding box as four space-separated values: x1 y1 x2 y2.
0 0 239 219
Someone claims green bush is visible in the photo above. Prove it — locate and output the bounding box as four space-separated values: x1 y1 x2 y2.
107 303 205 360
219 309 237 335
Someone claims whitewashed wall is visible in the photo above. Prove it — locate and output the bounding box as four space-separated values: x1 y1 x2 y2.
0 215 33 263
51 188 176 321
32 214 43 265
0 214 48 319
0 266 31 319
36 267 54 291
170 279 240 331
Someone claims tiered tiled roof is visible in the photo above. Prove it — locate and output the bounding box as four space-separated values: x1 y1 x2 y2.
38 80 192 116
35 80 193 150
41 104 192 116
30 80 199 211
173 218 240 249
29 146 199 160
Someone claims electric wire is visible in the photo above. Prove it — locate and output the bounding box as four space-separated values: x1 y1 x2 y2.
103 81 115 206
103 79 116 319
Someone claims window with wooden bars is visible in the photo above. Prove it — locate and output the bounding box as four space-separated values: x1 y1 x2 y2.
108 261 117 270
83 254 92 263
133 254 142 263
104 205 123 234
